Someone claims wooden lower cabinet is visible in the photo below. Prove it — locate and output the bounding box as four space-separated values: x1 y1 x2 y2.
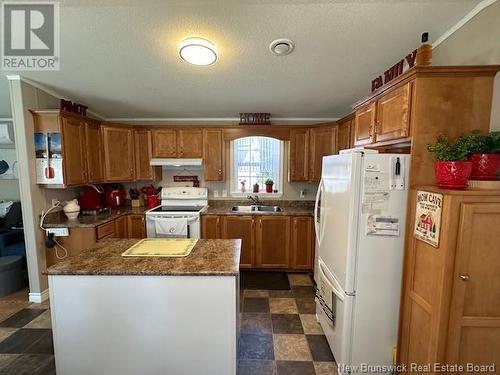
255 216 290 269
221 216 254 269
290 217 314 270
204 214 314 271
398 187 500 372
127 214 146 238
114 216 128 238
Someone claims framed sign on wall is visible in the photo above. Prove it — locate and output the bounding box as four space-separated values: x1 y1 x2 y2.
413 190 443 248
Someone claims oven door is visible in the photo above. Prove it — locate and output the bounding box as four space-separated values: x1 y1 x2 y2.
146 214 200 239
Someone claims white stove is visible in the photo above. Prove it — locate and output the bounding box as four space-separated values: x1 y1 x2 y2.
145 187 208 239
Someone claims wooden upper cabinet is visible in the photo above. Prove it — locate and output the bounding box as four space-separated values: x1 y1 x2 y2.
84 121 104 183
221 215 254 269
178 129 203 158
375 82 412 143
290 217 314 270
337 118 353 152
201 215 221 239
60 116 87 186
289 129 309 182
203 129 224 181
354 102 376 147
255 216 290 269
127 214 146 239
134 129 160 181
152 129 177 158
102 125 135 182
309 126 337 182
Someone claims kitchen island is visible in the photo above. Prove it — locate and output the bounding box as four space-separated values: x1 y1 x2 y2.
46 239 241 375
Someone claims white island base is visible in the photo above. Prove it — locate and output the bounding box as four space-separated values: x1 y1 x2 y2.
49 275 239 375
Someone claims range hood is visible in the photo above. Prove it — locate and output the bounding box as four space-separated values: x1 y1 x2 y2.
150 158 203 167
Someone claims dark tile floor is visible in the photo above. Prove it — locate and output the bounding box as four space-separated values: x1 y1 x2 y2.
0 273 336 374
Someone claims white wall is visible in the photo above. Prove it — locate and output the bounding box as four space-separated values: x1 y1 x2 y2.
432 1 500 130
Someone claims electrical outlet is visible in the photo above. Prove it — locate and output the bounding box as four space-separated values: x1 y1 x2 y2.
300 190 306 198
46 228 69 237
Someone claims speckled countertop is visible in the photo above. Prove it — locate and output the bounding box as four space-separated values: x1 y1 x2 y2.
202 200 315 216
46 239 241 276
43 206 150 228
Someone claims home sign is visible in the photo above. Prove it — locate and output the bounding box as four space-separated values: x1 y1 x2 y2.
239 113 271 125
413 190 443 248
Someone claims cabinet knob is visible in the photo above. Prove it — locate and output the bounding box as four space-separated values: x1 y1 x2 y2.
459 274 470 281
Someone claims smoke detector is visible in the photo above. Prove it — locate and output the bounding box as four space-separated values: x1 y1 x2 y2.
269 38 295 56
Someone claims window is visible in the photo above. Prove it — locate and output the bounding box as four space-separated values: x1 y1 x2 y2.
231 136 283 195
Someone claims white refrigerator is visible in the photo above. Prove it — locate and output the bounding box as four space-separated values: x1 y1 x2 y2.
314 150 409 375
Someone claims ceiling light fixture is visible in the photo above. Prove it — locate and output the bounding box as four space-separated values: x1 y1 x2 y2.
179 38 217 66
269 38 295 56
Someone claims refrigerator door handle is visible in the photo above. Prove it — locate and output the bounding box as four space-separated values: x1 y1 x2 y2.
314 178 324 245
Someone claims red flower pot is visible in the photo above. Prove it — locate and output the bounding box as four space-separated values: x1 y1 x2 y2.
265 184 273 193
469 153 500 180
434 161 473 190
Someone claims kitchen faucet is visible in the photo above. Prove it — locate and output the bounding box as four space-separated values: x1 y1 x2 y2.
247 195 260 205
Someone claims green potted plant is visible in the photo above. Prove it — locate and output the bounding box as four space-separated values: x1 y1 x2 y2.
427 135 472 189
459 130 500 180
264 178 274 193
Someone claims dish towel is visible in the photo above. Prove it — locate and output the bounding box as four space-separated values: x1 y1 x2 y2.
154 218 188 238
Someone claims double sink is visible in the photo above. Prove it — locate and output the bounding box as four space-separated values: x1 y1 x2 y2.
231 205 282 213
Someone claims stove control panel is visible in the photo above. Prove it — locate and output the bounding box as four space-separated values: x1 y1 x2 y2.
161 187 208 200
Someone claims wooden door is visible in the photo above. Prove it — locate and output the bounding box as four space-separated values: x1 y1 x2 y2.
446 203 500 367
102 126 135 181
289 129 309 182
203 129 224 181
255 216 290 269
115 216 128 238
61 116 87 185
309 126 337 182
134 129 160 181
152 129 177 158
85 121 104 183
337 118 353 152
290 217 314 270
221 216 254 268
127 214 146 238
178 129 203 158
375 82 412 143
354 102 376 146
201 215 221 239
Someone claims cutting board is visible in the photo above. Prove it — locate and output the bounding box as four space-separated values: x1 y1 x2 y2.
121 239 198 257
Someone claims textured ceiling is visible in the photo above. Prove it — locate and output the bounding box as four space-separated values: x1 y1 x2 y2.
0 0 482 119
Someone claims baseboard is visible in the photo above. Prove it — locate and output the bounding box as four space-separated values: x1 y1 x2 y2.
29 289 49 303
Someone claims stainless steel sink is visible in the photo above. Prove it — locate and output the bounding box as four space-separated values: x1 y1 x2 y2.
231 205 282 212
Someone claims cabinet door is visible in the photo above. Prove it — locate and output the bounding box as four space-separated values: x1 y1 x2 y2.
309 126 337 182
201 215 221 239
152 129 177 158
134 129 160 181
221 216 254 268
115 216 128 238
85 121 104 183
127 214 146 238
178 129 203 158
203 129 224 181
289 129 309 182
446 203 500 365
354 102 376 146
290 217 314 270
61 116 87 185
102 126 135 181
255 216 290 269
337 118 353 152
375 82 412 143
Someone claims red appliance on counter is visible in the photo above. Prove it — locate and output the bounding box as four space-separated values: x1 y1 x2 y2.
104 184 126 208
79 185 105 212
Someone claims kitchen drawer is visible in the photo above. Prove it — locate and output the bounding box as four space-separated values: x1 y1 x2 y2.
96 220 116 240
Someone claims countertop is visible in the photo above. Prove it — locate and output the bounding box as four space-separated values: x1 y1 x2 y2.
43 206 150 228
202 200 315 217
46 239 241 276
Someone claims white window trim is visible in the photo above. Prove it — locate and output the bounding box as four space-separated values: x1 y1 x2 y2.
229 138 284 198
